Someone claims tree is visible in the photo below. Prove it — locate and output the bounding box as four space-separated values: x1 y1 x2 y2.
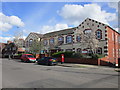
75 27 99 54
13 30 23 48
29 38 43 54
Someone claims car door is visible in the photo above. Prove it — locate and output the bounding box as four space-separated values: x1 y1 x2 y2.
24 55 28 61
44 57 48 64
39 58 44 64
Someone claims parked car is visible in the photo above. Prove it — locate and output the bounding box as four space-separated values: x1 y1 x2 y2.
21 54 36 63
36 57 58 66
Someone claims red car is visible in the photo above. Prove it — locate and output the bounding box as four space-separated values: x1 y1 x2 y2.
21 54 36 63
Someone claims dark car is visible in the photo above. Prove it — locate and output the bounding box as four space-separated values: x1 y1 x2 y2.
36 57 58 66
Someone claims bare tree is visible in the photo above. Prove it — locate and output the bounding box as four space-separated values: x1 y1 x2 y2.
13 30 23 48
29 38 43 54
75 27 99 54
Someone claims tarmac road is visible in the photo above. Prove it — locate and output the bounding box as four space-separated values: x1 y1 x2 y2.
2 58 119 88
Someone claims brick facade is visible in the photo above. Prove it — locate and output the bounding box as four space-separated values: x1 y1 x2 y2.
25 18 120 67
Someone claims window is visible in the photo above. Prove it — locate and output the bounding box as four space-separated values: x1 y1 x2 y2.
58 37 64 42
49 38 54 44
116 35 117 42
77 48 81 53
29 39 33 46
44 40 48 46
84 29 92 34
82 49 88 54
96 30 102 39
66 35 72 43
96 47 102 54
58 37 64 45
76 36 81 42
119 37 120 43
66 49 73 52
112 32 114 41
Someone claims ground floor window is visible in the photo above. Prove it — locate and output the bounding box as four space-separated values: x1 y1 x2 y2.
81 49 88 54
77 48 81 53
96 47 102 54
66 49 73 52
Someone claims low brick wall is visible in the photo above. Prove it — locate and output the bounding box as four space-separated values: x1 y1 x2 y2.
57 58 98 65
57 57 117 67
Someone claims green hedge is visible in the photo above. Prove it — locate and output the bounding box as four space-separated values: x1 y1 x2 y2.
52 51 74 58
52 51 105 59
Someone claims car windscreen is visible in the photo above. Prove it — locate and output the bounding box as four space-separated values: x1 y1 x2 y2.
27 55 34 58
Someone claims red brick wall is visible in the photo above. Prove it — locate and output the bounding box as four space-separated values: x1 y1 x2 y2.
57 57 114 66
57 58 98 65
106 27 120 66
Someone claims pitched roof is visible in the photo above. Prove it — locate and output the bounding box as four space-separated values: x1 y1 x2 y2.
30 32 43 38
25 32 43 41
43 27 76 38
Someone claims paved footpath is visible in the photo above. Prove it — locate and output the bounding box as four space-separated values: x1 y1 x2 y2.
57 63 119 71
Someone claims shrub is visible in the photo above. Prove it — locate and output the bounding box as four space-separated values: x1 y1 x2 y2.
91 54 105 59
52 51 105 59
52 51 64 57
72 53 84 58
52 51 74 58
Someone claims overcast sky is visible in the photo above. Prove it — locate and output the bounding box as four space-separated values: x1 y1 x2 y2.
0 1 119 43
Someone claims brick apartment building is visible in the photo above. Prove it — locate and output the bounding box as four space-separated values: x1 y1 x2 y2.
25 18 120 66
41 18 120 66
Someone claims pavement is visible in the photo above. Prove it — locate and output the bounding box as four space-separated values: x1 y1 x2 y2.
57 62 120 71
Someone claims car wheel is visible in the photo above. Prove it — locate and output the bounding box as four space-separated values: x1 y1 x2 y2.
21 59 23 62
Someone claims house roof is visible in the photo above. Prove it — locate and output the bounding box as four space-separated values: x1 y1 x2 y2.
31 32 43 38
25 32 43 41
43 27 76 38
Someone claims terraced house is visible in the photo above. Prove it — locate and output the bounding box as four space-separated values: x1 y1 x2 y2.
41 18 120 67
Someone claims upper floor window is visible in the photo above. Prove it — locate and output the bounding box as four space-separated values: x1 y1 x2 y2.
58 37 64 45
96 29 102 40
66 35 72 43
49 38 54 44
29 39 33 46
58 37 64 42
76 36 81 42
44 40 48 46
84 29 92 34
119 37 120 43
